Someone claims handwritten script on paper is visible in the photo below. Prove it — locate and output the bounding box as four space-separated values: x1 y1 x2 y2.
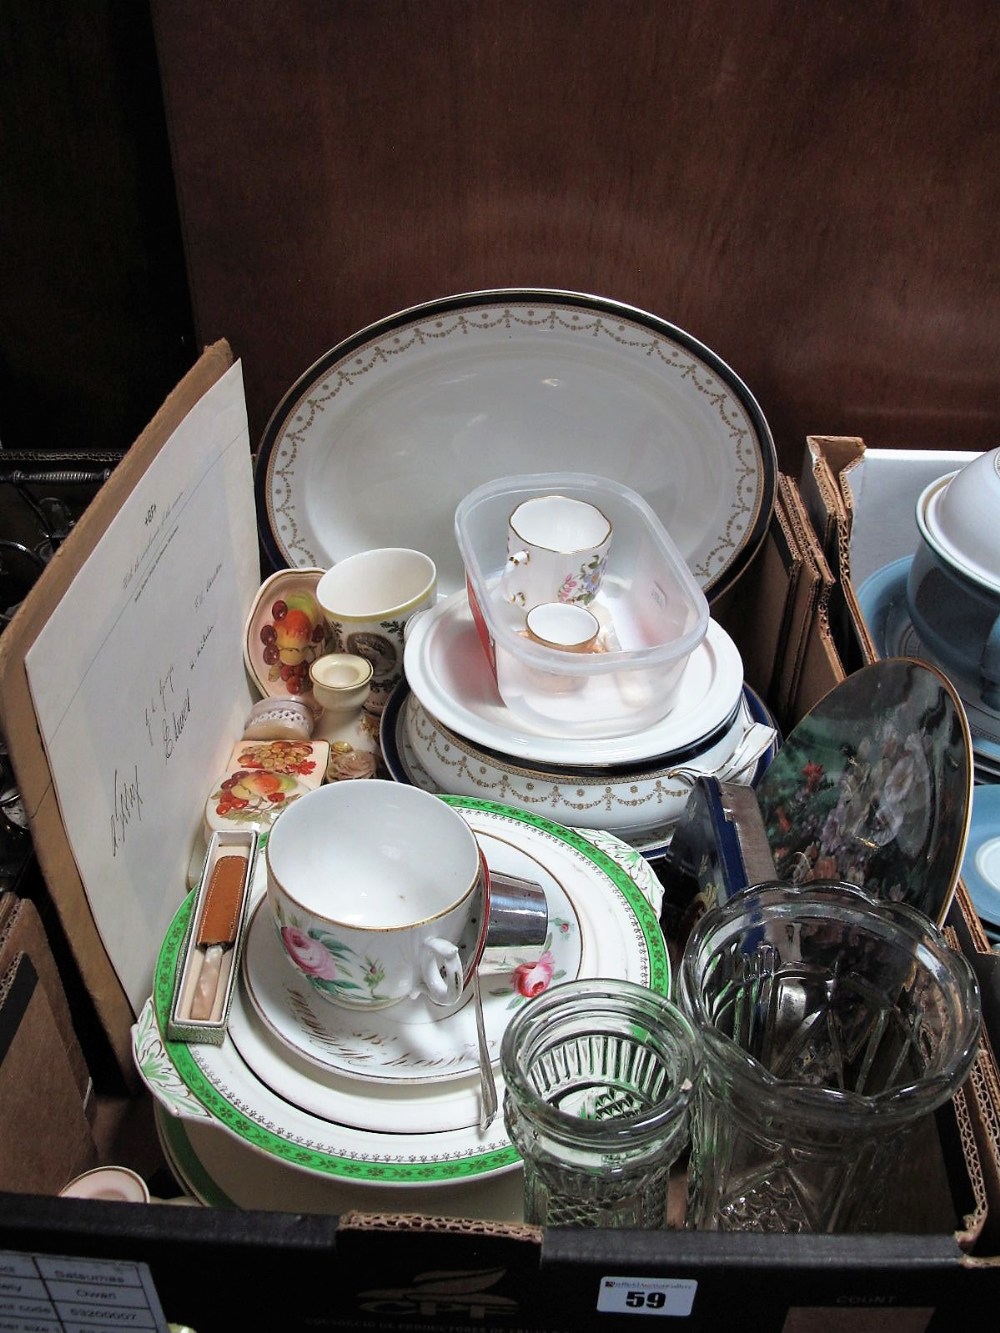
25 363 260 1011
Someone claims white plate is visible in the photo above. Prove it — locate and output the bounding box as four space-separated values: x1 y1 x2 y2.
404 591 744 766
236 828 585 1090
154 1103 528 1221
255 290 776 602
134 799 669 1188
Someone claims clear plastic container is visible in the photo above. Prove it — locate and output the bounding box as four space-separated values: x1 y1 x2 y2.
455 472 710 737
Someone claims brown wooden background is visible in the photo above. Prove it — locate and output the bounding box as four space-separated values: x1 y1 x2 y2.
2 2 998 475
0 1 193 459
150 0 1000 474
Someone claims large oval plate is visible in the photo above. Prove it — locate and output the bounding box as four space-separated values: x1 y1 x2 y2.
255 290 776 602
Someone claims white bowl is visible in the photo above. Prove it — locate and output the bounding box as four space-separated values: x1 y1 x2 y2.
909 451 1000 713
917 448 1000 593
401 691 774 841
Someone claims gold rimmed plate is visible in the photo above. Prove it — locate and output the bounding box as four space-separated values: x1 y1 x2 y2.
755 657 973 925
255 290 776 603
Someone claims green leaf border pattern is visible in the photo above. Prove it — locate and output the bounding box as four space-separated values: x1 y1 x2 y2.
145 797 669 1185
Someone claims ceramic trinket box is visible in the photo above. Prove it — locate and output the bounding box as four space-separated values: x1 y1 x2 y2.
204 736 329 834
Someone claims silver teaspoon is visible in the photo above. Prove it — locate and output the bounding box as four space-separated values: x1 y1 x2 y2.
473 969 498 1131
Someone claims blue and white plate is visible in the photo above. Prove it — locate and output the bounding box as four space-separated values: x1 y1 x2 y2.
961 784 1000 932
857 556 1000 774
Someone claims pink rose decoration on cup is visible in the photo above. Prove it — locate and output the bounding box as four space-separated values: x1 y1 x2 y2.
281 926 338 981
512 950 556 999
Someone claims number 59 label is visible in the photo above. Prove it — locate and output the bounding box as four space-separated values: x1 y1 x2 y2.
597 1275 697 1317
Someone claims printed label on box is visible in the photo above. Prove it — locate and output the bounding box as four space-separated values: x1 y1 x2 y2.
597 1275 697 1317
0 1252 168 1332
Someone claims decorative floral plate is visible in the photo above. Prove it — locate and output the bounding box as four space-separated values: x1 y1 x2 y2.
133 799 668 1188
755 657 973 925
254 290 776 602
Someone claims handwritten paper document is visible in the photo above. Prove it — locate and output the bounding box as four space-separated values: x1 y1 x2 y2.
25 362 261 1011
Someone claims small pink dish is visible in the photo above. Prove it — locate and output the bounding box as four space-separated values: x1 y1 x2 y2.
59 1166 150 1204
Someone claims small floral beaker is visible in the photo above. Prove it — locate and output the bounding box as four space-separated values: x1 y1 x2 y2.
499 978 700 1228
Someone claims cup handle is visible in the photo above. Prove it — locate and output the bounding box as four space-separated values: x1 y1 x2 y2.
501 550 529 606
420 936 464 1005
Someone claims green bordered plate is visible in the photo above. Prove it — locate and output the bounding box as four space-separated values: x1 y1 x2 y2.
134 797 669 1189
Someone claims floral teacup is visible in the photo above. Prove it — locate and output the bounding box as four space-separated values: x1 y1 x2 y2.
265 780 487 1010
501 493 612 612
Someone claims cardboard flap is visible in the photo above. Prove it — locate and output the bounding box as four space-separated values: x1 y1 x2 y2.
799 435 862 575
0 341 235 1085
0 893 92 1108
0 953 97 1195
711 498 800 709
770 475 843 728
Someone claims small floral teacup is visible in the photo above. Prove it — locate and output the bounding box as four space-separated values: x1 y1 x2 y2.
501 493 612 612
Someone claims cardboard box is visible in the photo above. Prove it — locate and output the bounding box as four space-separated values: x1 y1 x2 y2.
806 436 1000 1266
0 356 998 1331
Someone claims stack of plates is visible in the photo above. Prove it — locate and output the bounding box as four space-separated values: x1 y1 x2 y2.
252 291 780 857
134 799 669 1215
386 591 778 859
857 556 1000 783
